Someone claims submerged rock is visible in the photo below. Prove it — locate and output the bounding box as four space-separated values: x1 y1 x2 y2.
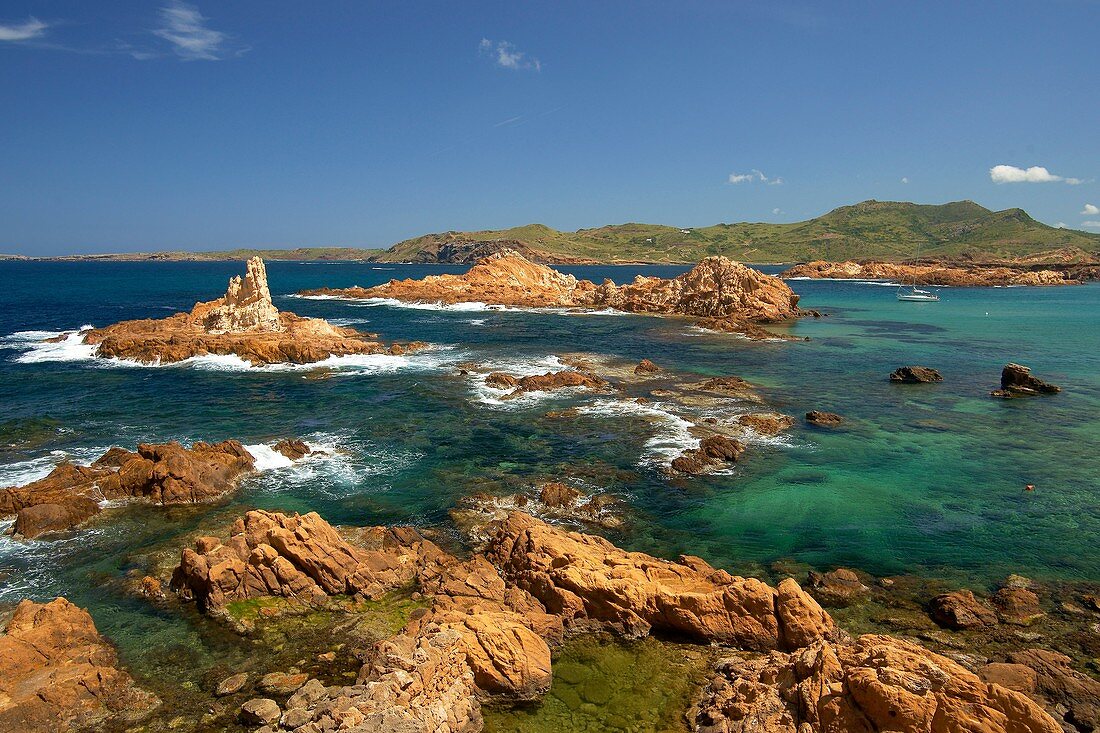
0 598 157 731
1 440 257 538
805 410 843 427
991 363 1061 398
807 568 870 607
992 586 1045 626
693 634 1062 732
889 365 944 383
79 257 422 366
929 589 999 630
736 412 795 436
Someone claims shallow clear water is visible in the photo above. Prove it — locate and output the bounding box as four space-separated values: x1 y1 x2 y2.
1 260 1098 687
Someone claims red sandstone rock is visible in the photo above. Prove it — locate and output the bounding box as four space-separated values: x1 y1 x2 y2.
737 412 795 436
929 589 999 629
485 512 834 651
1 440 255 538
782 260 1076 287
633 358 661 374
0 598 157 731
671 435 746 475
79 257 420 366
694 634 1062 732
301 250 802 324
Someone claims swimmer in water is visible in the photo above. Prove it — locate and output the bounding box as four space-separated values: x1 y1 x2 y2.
1025 484 1035 491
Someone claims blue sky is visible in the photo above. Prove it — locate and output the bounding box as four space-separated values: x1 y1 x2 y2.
2 1 1098 255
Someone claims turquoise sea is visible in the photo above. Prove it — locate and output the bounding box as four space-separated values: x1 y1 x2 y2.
1 260 1098 700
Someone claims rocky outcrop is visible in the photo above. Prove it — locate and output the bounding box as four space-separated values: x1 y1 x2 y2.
693 634 1062 732
805 410 843 427
671 435 746 475
1003 648 1100 732
1 440 256 538
807 568 869 607
929 589 999 629
992 586 1045 626
992 363 1061 398
305 250 591 307
300 251 803 329
170 510 449 613
0 598 156 731
782 259 1077 286
485 512 834 651
79 257 423 365
890 365 943 383
737 412 795 436
634 358 661 374
450 487 623 545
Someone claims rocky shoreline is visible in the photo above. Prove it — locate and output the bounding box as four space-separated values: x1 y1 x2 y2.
8 508 1099 732
780 259 1089 286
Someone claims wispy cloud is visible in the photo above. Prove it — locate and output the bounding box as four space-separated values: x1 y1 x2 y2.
0 17 48 42
153 1 239 60
493 115 524 128
728 169 783 185
990 164 1083 185
479 38 541 71
901 176 909 184
1081 204 1099 216
1082 221 1100 229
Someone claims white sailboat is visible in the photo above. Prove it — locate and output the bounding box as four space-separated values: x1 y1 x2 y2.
896 244 939 302
897 285 939 302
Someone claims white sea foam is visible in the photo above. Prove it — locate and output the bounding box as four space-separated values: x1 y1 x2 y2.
465 355 572 408
244 433 420 499
2 326 456 376
0 446 112 488
4 328 97 363
578 398 699 466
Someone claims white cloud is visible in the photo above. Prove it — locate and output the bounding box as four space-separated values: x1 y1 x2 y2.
772 207 781 215
479 38 541 71
728 169 783 185
154 1 234 60
901 177 909 184
1081 204 1099 216
990 164 1083 185
0 17 47 41
1082 221 1100 228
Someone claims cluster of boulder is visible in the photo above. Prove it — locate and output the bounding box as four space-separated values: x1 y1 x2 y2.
300 250 807 339
73 257 424 365
0 439 313 538
164 509 843 731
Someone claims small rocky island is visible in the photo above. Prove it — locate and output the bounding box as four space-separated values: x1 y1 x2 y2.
781 260 1078 286
0 439 315 538
301 250 807 338
74 257 424 365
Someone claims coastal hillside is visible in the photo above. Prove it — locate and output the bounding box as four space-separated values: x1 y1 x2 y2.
375 200 1100 264
10 200 1099 265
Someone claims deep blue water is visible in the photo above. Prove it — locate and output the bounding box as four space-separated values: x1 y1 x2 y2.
1 259 1098 681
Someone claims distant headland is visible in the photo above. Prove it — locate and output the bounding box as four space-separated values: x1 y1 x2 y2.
5 200 1100 266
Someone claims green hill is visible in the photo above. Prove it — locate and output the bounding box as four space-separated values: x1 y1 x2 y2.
374 200 1100 264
